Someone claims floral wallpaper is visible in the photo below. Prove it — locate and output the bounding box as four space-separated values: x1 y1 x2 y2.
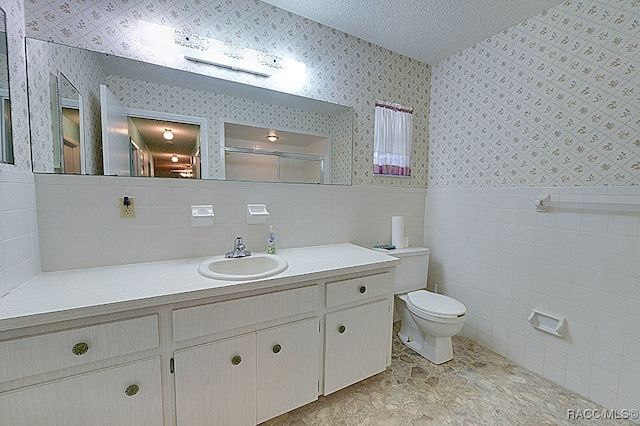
23 0 431 188
0 0 30 171
429 0 640 188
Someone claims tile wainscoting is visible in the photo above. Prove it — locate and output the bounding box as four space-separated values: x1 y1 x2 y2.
424 185 640 414
35 174 425 272
0 169 40 297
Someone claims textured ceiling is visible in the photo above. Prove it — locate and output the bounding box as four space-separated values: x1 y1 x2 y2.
261 0 565 65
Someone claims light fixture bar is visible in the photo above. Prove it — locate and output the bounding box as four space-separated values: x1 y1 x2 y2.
139 20 290 78
184 55 272 77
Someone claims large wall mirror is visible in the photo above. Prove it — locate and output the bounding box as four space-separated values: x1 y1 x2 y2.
26 38 353 185
0 8 13 165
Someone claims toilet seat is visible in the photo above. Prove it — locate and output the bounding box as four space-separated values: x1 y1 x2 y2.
407 290 466 319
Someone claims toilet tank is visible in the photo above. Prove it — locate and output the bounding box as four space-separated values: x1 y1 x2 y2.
390 247 430 294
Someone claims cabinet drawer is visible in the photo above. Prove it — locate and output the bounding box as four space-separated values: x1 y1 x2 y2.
326 272 392 308
0 357 163 425
173 285 318 342
0 315 159 383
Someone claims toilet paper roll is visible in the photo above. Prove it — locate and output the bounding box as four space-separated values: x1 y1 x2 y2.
391 216 405 249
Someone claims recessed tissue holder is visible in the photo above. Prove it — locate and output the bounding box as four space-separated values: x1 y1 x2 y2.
247 204 269 224
528 309 566 337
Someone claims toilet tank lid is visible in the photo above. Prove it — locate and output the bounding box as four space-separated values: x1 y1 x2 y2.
388 247 430 258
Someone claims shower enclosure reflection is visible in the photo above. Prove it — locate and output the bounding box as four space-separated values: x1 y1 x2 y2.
223 122 330 184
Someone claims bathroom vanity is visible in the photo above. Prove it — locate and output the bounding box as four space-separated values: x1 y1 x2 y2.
0 244 398 425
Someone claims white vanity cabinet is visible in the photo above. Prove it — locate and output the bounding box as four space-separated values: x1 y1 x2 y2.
323 272 394 394
0 243 399 425
172 285 320 426
0 315 162 425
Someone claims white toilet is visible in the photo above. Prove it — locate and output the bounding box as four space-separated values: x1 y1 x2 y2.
391 247 467 364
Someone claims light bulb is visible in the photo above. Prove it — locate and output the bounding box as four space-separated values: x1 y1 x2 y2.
163 129 174 141
171 154 179 163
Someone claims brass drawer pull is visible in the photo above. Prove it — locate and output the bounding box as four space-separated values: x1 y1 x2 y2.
272 344 282 354
359 285 367 294
124 384 140 397
72 342 89 356
338 325 346 334
231 355 242 365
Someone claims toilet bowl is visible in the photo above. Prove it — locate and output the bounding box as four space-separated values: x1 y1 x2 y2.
396 291 466 364
390 247 467 364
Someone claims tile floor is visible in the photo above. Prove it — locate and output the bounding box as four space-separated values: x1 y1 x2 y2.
263 324 634 425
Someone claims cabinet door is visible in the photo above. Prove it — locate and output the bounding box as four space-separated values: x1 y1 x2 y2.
256 318 320 423
174 333 256 426
324 299 392 394
0 357 162 425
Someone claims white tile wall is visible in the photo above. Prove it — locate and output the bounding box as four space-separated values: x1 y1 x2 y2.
0 169 40 297
424 185 640 414
35 174 425 272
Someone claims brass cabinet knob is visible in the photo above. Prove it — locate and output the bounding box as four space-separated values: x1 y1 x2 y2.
124 384 140 397
338 325 346 334
272 344 282 354
359 285 367 294
72 342 89 356
231 355 242 365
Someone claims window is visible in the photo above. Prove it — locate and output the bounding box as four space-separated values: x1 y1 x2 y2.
373 100 413 176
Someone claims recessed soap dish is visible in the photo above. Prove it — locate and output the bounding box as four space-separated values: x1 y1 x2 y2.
528 309 566 337
247 204 269 224
190 205 214 227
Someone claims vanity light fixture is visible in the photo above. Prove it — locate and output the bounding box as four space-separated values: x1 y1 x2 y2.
171 154 179 163
266 131 279 143
163 129 174 141
138 20 306 79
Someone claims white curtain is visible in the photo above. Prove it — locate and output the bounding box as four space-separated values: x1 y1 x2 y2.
373 100 413 176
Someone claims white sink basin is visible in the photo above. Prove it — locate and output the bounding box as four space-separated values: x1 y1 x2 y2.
197 253 289 281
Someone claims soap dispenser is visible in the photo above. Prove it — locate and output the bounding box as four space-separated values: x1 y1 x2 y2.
266 225 277 254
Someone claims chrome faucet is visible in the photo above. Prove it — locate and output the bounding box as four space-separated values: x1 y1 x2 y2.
225 236 251 258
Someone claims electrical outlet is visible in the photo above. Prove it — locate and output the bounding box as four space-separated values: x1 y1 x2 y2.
119 196 136 218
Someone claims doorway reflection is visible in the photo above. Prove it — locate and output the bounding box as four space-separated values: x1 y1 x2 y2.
127 117 201 178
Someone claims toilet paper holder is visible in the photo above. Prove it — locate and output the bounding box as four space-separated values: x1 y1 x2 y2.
528 309 566 337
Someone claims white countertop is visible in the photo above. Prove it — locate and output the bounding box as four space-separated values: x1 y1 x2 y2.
0 244 399 331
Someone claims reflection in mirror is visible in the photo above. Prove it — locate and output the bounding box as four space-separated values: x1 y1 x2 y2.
223 122 329 184
50 72 84 174
49 74 61 172
99 82 206 178
26 38 353 185
0 8 13 165
127 117 202 178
